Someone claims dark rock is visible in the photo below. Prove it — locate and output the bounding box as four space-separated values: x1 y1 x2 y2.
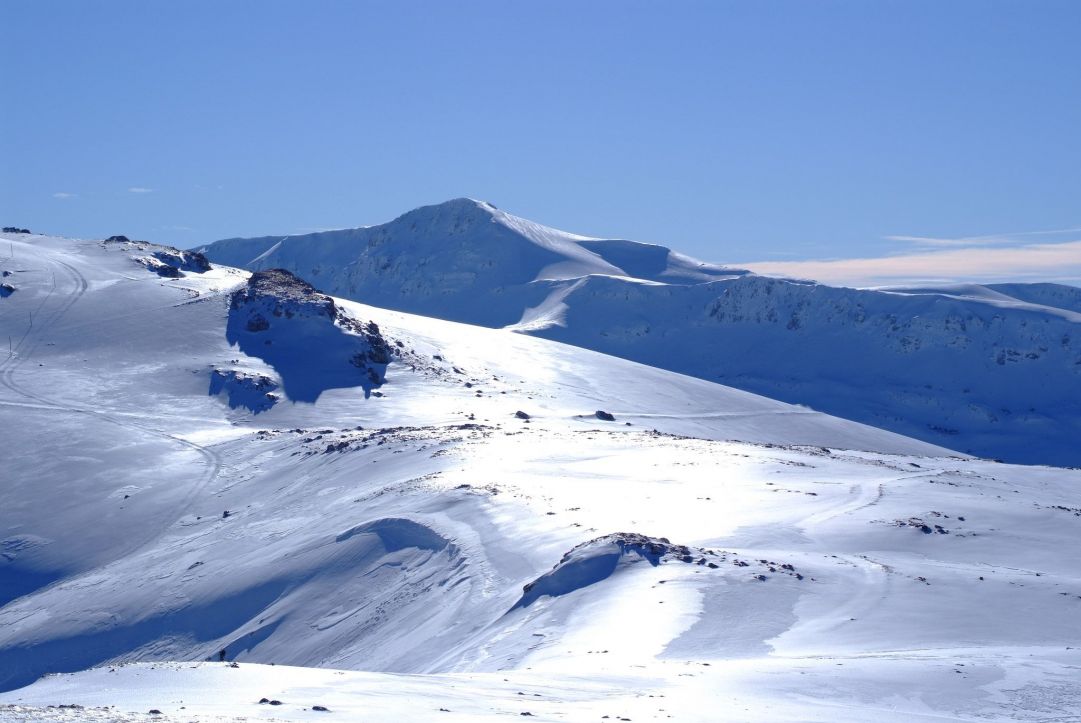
344 321 393 365
515 410 531 420
2 227 30 234
595 410 616 421
209 369 279 413
152 248 212 274
154 262 182 278
233 269 336 318
312 705 330 712
105 235 130 243
226 270 395 398
246 314 270 332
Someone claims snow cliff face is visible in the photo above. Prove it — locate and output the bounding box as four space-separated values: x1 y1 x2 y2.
202 200 1081 466
540 274 1081 466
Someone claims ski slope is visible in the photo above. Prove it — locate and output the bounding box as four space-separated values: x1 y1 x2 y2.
201 199 1081 466
2 233 1081 721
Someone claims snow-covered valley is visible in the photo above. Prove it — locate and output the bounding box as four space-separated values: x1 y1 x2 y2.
200 199 1081 467
2 232 1081 721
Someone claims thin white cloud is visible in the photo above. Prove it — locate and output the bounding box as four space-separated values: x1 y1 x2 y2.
885 234 1015 248
885 226 1081 248
128 187 154 194
52 192 77 199
742 239 1081 288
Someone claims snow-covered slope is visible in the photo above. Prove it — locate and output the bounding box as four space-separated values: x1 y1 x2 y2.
532 274 1081 467
3 233 1081 721
199 200 1081 467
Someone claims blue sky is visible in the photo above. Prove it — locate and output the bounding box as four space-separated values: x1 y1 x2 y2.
2 1 1079 283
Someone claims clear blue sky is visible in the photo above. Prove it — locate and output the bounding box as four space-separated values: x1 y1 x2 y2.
2 1 1079 270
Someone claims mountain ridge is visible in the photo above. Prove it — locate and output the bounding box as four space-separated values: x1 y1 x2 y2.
200 199 1081 466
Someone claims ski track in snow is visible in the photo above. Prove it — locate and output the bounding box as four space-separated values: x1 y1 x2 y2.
0 243 226 585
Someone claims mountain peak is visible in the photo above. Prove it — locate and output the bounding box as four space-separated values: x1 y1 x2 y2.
391 197 500 225
200 200 753 328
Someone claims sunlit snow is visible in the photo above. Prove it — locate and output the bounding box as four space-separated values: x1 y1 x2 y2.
1 231 1080 721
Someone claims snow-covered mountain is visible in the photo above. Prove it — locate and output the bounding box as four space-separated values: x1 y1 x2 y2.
2 231 1081 721
202 198 749 328
199 199 1081 467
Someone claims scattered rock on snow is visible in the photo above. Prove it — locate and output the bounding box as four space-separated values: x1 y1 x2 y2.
893 517 951 534
153 248 212 273
232 269 337 320
209 369 279 413
132 245 213 277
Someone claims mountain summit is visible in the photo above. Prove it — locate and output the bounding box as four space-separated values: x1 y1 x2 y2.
201 200 1081 466
200 199 748 327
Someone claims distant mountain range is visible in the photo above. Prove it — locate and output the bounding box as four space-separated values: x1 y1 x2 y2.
200 198 1081 466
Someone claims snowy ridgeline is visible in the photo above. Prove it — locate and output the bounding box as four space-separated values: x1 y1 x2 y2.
1 232 1081 721
200 199 1081 466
